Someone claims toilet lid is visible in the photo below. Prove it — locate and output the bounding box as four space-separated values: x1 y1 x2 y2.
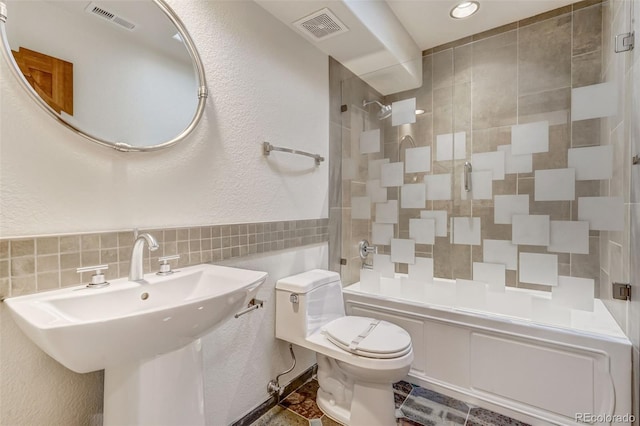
322 316 412 359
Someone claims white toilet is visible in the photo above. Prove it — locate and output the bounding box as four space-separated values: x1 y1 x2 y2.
275 269 413 426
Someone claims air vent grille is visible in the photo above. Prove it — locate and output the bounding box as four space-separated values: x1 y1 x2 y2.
293 8 348 41
85 3 136 31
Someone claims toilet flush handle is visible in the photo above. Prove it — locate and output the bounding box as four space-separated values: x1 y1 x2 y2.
290 294 299 304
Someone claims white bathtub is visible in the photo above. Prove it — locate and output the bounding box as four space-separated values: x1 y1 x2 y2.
343 277 633 426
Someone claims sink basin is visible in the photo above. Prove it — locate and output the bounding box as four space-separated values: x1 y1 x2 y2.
5 263 267 374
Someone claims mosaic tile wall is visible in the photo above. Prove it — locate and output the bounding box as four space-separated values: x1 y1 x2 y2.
0 219 329 299
338 0 609 301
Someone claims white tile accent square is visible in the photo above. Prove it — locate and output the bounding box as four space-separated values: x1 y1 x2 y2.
359 129 381 154
368 159 390 179
471 151 505 180
371 223 394 245
380 277 402 296
424 281 456 306
405 146 431 173
342 158 357 180
455 279 488 310
512 215 550 246
390 239 416 264
461 171 493 200
408 257 434 283
578 196 624 231
568 145 613 180
487 292 533 320
532 298 571 327
494 195 529 224
359 269 381 293
473 262 506 292
373 254 395 278
452 217 481 245
351 196 371 220
552 276 594 311
483 239 518 270
436 133 453 161
392 98 417 126
381 162 404 187
420 210 448 237
511 121 549 155
409 218 436 244
424 174 452 200
453 132 466 160
401 183 426 208
375 200 399 224
548 221 589 254
435 132 466 161
534 168 575 201
571 82 617 121
366 180 388 203
498 144 533 174
519 252 558 286
401 277 426 301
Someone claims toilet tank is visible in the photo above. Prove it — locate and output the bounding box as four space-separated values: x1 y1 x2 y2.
275 269 345 341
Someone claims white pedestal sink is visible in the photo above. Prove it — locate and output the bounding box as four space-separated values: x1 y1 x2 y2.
5 263 268 426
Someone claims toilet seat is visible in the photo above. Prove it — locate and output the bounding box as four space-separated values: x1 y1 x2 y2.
322 316 412 359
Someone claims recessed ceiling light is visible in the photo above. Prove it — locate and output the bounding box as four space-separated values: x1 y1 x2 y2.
450 1 480 19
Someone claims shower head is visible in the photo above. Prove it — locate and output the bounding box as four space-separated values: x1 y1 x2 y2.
362 99 392 120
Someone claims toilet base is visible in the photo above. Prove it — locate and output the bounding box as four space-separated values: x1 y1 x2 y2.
317 381 397 426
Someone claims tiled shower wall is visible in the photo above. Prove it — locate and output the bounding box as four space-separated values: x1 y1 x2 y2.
338 0 608 289
0 219 329 298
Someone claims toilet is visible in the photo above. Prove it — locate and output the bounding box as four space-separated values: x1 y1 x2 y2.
275 269 413 426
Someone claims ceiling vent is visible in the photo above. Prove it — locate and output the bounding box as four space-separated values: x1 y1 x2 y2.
293 8 348 41
85 3 136 31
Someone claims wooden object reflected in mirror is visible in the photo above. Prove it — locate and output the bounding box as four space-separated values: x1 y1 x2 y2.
11 47 73 115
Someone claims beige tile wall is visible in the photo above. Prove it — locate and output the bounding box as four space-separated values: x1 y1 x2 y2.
335 0 605 287
0 219 329 298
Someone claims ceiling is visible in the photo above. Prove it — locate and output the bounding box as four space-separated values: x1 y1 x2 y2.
257 0 577 93
387 0 575 51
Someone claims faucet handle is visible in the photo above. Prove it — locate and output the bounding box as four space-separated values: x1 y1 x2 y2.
76 264 110 288
157 255 180 276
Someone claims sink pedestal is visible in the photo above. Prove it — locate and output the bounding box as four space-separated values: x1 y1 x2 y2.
104 340 205 426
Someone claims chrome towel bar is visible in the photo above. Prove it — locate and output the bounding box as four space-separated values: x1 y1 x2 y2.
263 142 324 166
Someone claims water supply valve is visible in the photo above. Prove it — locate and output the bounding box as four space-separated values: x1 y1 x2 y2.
76 264 110 288
157 255 180 276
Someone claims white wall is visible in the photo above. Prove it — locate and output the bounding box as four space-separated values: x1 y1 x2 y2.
206 244 327 424
0 0 329 237
0 0 329 424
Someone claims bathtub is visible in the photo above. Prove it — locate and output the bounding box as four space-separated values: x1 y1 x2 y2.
342 276 632 426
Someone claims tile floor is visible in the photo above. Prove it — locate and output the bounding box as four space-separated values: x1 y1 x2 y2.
252 379 531 426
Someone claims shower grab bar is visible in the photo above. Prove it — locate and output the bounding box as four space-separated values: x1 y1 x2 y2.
464 162 472 192
263 142 324 166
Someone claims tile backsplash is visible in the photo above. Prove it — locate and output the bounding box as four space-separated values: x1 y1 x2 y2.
0 219 329 298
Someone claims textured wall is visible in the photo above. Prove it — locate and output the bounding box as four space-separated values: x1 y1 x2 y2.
0 0 329 424
203 244 326 424
0 0 329 238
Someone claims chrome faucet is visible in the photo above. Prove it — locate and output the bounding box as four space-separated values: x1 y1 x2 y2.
129 233 159 282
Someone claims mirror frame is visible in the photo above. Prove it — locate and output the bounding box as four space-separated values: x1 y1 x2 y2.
0 0 207 152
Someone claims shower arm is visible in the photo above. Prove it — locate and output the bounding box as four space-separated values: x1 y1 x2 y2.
362 99 386 109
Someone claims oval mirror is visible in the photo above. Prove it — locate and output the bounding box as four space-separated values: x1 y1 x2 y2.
0 0 207 151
